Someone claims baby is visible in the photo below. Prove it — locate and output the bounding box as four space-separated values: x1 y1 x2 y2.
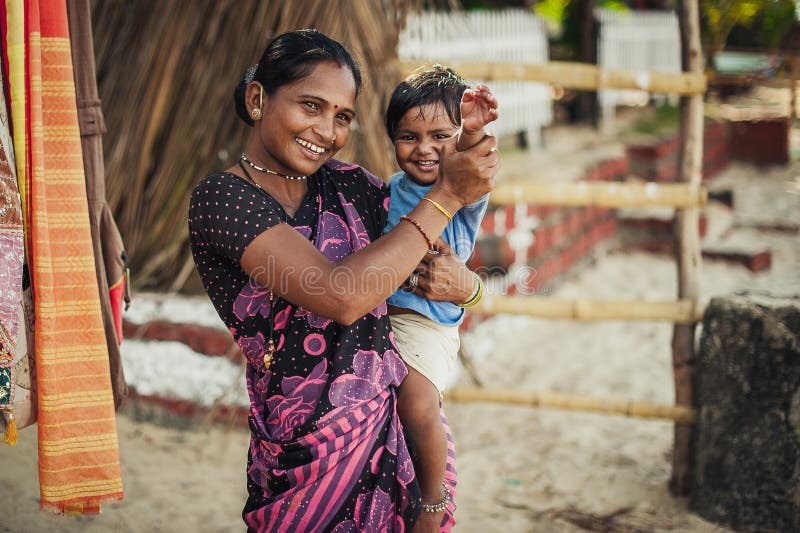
384 64 497 522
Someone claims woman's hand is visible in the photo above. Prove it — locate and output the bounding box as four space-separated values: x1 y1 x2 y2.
430 133 498 210
411 239 478 305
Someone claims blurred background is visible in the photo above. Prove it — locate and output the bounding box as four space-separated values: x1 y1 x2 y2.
99 0 799 293
4 2 798 531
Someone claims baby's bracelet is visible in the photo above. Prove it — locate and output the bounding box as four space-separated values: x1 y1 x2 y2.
457 271 483 308
421 197 453 222
399 215 435 250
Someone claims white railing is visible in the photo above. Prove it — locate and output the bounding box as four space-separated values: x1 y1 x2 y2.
596 8 682 130
399 9 552 146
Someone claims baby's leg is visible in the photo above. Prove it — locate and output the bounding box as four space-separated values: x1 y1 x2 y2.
397 366 447 529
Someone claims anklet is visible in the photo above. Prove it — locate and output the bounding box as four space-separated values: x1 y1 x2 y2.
420 482 451 513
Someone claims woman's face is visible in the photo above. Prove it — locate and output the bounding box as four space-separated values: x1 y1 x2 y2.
253 61 356 176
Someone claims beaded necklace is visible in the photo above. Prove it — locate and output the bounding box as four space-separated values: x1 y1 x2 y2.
240 152 307 180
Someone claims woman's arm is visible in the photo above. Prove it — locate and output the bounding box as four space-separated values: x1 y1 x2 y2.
240 135 498 325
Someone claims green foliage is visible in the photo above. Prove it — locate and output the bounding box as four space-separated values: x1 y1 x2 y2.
535 0 626 27
534 0 568 25
703 0 798 54
628 102 680 137
601 0 628 11
702 0 761 54
757 0 797 49
543 0 629 60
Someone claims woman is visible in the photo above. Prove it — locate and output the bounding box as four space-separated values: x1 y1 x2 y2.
188 29 498 532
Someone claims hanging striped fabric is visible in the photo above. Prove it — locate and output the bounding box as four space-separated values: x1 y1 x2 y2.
1 0 123 514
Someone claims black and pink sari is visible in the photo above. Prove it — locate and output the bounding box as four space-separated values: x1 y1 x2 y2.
189 160 457 532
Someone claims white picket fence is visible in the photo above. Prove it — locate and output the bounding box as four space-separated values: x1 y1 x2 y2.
596 8 682 130
399 9 552 146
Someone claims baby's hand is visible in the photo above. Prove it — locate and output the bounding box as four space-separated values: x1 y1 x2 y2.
460 84 498 134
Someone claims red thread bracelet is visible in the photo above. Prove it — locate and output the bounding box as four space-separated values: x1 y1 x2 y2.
400 215 435 250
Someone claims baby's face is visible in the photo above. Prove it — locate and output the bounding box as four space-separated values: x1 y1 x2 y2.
393 103 458 186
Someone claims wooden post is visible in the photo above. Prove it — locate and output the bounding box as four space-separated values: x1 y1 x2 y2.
579 0 598 128
790 53 797 121
671 0 704 496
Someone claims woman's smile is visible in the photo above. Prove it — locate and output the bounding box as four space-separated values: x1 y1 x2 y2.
295 137 328 156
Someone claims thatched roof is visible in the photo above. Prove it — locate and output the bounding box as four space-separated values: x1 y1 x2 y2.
93 1 417 291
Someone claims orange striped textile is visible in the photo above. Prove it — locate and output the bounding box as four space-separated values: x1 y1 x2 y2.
2 0 123 514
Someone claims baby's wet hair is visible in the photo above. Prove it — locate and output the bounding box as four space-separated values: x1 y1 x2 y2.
385 64 469 140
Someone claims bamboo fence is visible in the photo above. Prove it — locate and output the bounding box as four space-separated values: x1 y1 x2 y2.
475 296 706 324
392 5 707 493
400 59 707 94
489 181 708 208
91 1 711 493
95 2 709 292
445 387 696 424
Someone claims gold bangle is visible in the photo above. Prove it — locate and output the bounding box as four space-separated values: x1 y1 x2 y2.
422 197 453 222
458 272 483 308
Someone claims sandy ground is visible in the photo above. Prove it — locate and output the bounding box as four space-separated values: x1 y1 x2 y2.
445 167 798 532
3 126 798 532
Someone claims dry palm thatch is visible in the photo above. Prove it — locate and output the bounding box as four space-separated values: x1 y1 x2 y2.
92 0 422 292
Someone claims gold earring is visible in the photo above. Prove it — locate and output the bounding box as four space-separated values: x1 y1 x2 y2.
250 85 263 121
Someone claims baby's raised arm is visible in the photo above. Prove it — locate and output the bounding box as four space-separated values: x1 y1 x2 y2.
456 84 498 151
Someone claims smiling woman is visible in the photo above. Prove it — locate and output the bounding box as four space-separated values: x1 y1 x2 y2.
188 29 499 532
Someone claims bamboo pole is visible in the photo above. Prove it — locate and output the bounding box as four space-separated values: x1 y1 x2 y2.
475 296 705 324
670 0 704 497
399 60 707 95
790 52 797 121
489 181 708 208
445 387 696 424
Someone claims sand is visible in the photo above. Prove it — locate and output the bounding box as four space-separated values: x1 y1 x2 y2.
2 145 798 532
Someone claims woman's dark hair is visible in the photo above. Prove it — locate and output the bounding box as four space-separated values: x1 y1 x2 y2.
384 64 469 141
234 29 363 126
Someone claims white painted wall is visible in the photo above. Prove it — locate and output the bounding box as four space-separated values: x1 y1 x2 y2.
596 8 682 131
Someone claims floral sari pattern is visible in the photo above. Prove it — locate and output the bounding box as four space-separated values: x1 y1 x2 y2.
189 161 457 532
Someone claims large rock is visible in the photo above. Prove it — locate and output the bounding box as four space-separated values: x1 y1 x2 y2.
690 295 800 532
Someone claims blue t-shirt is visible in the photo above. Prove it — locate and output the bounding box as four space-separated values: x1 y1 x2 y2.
384 171 489 326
